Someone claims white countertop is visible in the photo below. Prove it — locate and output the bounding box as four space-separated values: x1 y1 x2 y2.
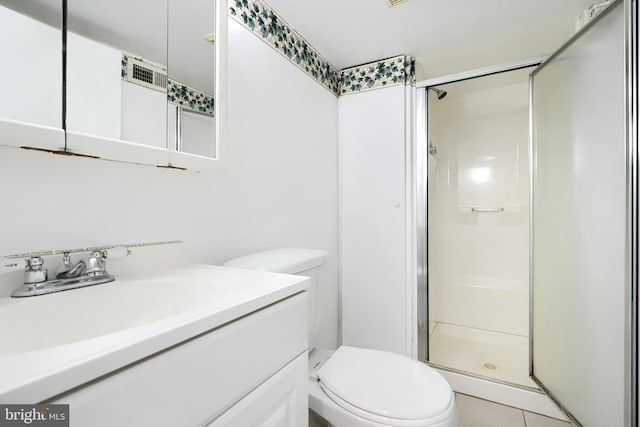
0 262 308 403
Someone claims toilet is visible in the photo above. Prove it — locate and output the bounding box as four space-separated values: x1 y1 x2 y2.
224 248 458 427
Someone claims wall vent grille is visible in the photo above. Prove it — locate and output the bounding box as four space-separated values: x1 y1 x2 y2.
124 55 167 92
132 63 153 84
385 0 409 7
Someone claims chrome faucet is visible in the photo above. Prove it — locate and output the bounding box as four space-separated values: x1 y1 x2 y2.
11 247 131 297
56 252 86 279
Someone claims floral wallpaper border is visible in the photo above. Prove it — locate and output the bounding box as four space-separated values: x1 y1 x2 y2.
121 54 215 116
229 0 339 94
338 55 416 96
121 54 129 79
126 3 416 100
167 80 215 117
228 0 415 96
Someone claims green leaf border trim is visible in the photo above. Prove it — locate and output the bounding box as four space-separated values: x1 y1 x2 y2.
230 0 339 94
121 54 215 117
339 55 416 96
229 0 415 96
167 80 215 117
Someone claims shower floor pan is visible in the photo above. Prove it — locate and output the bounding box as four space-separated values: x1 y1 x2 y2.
429 322 538 388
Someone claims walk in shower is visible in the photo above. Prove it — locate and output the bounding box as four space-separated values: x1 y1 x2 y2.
424 67 537 388
416 2 637 424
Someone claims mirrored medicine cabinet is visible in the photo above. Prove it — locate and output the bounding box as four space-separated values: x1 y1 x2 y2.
0 0 227 171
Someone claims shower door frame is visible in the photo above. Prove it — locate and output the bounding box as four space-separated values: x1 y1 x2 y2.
415 56 546 377
527 1 638 425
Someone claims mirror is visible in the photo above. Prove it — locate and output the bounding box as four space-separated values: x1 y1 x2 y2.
0 0 63 148
66 0 169 148
65 0 222 168
167 0 216 158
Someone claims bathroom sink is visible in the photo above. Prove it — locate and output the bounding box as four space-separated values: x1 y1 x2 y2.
1 277 208 355
0 266 300 355
0 261 309 403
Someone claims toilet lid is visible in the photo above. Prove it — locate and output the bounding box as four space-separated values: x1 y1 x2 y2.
317 346 452 422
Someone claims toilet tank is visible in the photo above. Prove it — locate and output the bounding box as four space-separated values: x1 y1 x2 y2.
223 248 328 352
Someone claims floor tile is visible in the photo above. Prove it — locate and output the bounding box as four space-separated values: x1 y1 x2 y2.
456 394 526 427
523 411 572 427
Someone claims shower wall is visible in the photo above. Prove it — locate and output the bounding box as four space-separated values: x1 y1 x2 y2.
428 76 530 337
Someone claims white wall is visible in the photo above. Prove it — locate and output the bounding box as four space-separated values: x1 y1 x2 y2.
339 85 412 355
0 19 339 350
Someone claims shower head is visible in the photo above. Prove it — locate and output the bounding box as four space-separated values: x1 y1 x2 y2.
428 87 447 100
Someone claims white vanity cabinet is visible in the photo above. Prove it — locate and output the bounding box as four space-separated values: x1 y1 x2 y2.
50 292 308 427
208 353 307 427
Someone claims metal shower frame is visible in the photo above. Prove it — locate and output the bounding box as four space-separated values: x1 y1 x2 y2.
414 1 638 424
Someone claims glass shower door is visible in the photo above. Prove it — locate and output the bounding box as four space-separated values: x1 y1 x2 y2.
530 1 634 425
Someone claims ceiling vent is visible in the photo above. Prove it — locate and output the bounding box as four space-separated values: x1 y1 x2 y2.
124 55 167 92
385 0 409 7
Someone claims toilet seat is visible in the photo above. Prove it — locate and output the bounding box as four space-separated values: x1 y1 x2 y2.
317 346 454 426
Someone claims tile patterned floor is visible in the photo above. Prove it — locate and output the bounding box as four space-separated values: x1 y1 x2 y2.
309 392 573 427
456 393 573 427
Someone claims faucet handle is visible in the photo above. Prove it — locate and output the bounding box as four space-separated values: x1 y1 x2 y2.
86 250 107 277
84 247 130 277
74 247 131 278
27 256 43 266
24 256 48 284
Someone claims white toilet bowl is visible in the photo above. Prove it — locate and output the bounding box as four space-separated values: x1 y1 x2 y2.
309 346 457 427
223 249 457 427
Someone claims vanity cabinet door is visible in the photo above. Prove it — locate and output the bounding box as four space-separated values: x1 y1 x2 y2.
208 352 308 427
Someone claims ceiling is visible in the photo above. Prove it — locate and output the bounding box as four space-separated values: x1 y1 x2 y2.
3 0 598 86
265 0 596 81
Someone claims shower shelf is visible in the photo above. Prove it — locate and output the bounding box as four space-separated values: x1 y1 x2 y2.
471 207 504 213
457 206 525 213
